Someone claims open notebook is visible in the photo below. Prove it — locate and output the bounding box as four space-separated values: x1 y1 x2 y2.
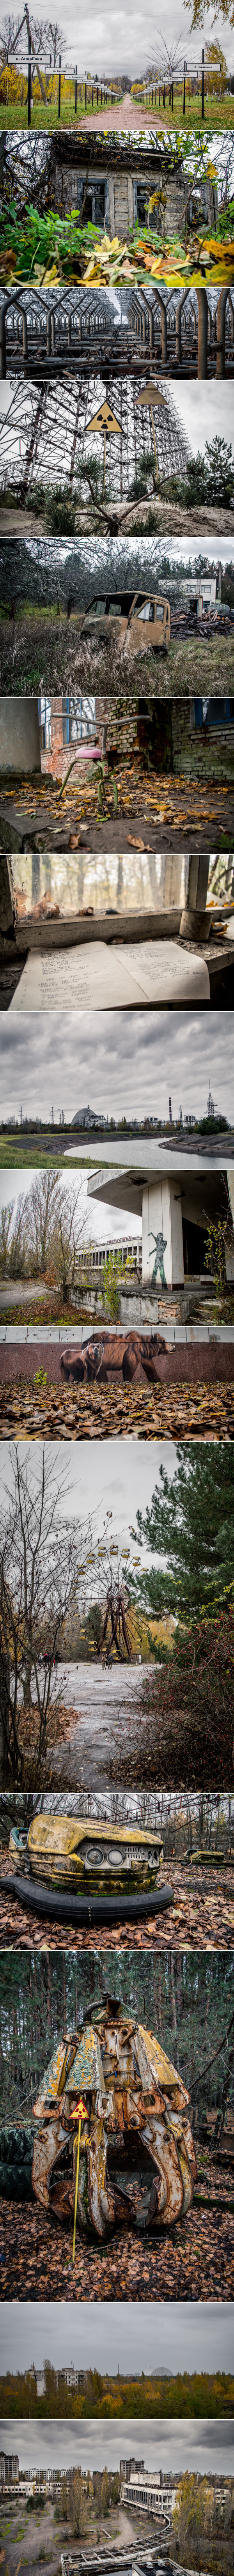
11 939 210 1011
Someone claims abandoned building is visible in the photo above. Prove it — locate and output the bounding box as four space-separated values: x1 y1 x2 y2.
87 1132 234 1291
50 132 218 241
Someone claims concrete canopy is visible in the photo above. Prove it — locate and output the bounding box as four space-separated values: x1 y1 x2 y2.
87 1143 232 1287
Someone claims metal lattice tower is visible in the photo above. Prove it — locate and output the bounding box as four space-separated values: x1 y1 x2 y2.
0 370 191 496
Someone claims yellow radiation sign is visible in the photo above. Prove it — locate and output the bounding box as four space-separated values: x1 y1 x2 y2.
135 381 165 474
85 398 122 496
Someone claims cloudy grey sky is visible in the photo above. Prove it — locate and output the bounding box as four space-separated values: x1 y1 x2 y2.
0 1011 233 1125
0 1438 176 1547
1 2298 234 2381
6 1 234 71
0 2418 233 2478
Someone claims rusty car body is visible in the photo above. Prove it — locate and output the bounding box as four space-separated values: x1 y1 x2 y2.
32 2001 197 2240
78 592 170 654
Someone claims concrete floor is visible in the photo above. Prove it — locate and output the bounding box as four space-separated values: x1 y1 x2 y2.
42 1658 149 1787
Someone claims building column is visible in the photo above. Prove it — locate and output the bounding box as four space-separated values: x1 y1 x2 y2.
142 1177 184 1287
179 852 210 939
197 289 208 377
227 1170 234 1279
108 175 115 237
216 287 228 376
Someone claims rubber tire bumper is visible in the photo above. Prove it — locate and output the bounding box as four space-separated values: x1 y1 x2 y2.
0 1873 174 1927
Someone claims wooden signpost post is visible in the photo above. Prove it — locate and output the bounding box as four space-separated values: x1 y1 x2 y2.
84 397 122 496
135 380 166 476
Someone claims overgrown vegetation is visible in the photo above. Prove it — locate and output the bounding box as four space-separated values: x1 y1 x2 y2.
0 2362 234 2416
0 195 234 284
128 1609 234 1790
157 437 234 512
172 2471 234 2570
0 1442 82 1786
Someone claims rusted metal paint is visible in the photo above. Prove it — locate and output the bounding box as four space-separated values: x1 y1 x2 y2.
32 2004 197 2239
33 2037 76 2114
87 2121 116 2238
32 2118 67 2208
135 2022 190 2105
64 2027 105 2098
28 1816 163 1893
141 2115 184 2223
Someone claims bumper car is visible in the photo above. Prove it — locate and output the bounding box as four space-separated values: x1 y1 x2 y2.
5 1814 174 1928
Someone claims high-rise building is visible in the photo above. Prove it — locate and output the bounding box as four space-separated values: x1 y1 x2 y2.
0 2456 19 2484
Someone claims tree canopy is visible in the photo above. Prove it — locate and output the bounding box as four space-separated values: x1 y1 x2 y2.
131 1443 234 1621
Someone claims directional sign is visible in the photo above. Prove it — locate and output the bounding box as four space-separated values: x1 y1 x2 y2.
135 380 166 473
85 398 122 496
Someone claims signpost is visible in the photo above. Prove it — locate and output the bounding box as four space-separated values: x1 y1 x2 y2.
135 381 166 477
84 397 121 496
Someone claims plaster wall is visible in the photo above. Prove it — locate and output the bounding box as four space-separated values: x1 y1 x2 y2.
0 699 41 775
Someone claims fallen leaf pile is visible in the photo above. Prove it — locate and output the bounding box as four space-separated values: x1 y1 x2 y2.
0 1857 233 1952
0 2156 233 2298
0 1377 233 1439
1 216 234 291
2 765 234 847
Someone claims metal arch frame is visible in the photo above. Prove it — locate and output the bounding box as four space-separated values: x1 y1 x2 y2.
127 283 234 375
0 286 119 377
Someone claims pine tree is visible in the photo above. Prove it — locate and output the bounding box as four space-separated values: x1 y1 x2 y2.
131 1443 234 1620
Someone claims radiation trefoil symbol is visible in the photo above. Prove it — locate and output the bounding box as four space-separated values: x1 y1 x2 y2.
85 399 121 495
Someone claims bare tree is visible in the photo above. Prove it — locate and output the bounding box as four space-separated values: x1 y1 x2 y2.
0 4 48 96
0 1192 28 1279
3 132 53 214
47 17 64 63
0 10 23 62
0 1200 15 1274
27 1168 65 1275
50 1183 88 1302
0 1445 82 1786
32 13 48 55
148 27 186 91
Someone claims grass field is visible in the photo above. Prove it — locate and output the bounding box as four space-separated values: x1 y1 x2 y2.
0 601 233 701
131 91 234 131
0 87 234 129
0 80 123 129
0 1143 94 1168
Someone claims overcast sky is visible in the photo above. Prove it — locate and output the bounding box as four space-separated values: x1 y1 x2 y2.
4 1 233 71
0 1439 176 1549
1 2298 234 2381
0 2417 233 2477
0 1011 233 1125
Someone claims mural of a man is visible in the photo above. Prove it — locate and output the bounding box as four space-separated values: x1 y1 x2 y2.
149 1229 168 1288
